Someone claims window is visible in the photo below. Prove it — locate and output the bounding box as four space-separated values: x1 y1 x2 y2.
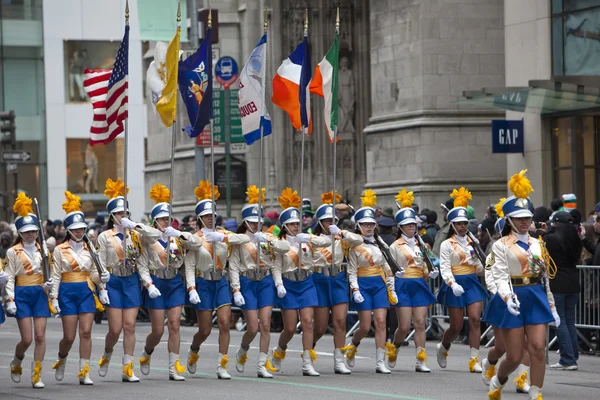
552 1 600 76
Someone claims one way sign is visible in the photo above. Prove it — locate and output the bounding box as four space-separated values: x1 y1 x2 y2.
2 151 31 163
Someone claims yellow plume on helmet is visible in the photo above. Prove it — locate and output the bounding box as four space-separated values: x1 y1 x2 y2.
278 188 301 209
494 198 506 218
62 191 82 214
508 169 533 199
246 185 266 204
360 189 377 208
104 178 129 200
149 183 171 204
13 192 33 218
321 190 341 205
194 180 220 201
395 189 414 209
450 187 472 208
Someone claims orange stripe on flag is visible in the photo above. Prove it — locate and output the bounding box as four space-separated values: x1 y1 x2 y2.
309 65 324 97
272 75 302 131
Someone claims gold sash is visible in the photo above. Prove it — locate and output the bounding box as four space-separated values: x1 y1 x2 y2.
505 233 532 276
108 229 125 262
14 243 40 275
16 274 43 286
357 265 384 277
394 240 424 278
451 265 476 275
448 236 469 265
318 247 333 264
58 247 103 311
150 241 168 267
195 231 224 270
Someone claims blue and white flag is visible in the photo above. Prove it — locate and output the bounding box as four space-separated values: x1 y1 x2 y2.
238 34 272 145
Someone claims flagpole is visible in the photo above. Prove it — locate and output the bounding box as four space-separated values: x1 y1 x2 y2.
256 8 268 254
208 9 217 273
331 8 339 270
122 0 129 265
298 8 309 268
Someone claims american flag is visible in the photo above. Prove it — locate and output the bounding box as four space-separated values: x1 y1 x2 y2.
83 25 129 145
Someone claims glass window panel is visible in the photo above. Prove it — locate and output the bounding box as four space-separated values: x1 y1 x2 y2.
564 0 600 11
66 138 123 196
583 117 595 166
552 16 564 75
553 118 572 167
584 167 596 215
563 8 600 76
557 168 573 198
552 0 563 14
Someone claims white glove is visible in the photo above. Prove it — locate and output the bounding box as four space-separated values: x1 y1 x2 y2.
6 301 17 315
51 298 61 314
506 295 521 316
451 283 465 297
329 225 341 236
276 284 287 298
296 233 311 244
43 278 54 292
205 231 225 243
395 270 405 278
254 232 267 243
429 269 440 279
188 289 201 305
164 226 182 238
42 242 49 257
233 291 245 307
0 271 8 286
353 290 364 303
147 284 161 299
100 270 111 284
99 289 110 305
120 218 137 230
551 307 561 327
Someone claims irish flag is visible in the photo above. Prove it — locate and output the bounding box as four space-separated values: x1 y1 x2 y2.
309 35 339 142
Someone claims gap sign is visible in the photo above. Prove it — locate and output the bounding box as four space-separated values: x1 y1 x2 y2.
491 120 524 154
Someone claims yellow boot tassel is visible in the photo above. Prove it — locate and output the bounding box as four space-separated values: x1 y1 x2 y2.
340 344 357 360
385 342 398 364
238 353 248 366
308 349 317 362
264 357 277 373
273 348 286 361
98 356 110 367
32 361 42 384
468 356 479 372
417 348 427 362
123 361 134 377
514 371 529 391
77 363 90 379
188 351 199 366
139 355 150 366
174 359 186 374
52 359 64 370
485 363 497 382
219 355 229 369
488 388 502 400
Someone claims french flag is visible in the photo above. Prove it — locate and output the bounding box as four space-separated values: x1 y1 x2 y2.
272 38 312 134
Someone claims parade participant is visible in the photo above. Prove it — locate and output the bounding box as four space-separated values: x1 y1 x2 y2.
342 189 397 374
481 202 531 394
269 188 331 377
185 181 250 379
487 170 559 400
387 189 438 373
435 187 488 372
138 184 202 381
0 260 7 325
6 192 54 388
230 186 290 378
50 192 110 385
311 191 362 374
96 178 161 383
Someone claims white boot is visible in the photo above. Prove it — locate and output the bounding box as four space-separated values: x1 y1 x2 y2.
469 348 482 373
168 353 185 381
375 348 391 374
342 343 357 368
481 358 496 386
334 349 351 374
78 359 93 385
10 356 23 383
139 348 151 376
121 354 140 382
385 342 399 369
216 354 231 379
236 347 248 373
269 346 286 372
187 347 199 374
515 364 531 394
257 352 274 378
529 385 542 400
31 360 44 389
415 347 431 373
436 343 449 369
98 351 112 377
52 355 67 381
301 350 320 377
488 375 504 399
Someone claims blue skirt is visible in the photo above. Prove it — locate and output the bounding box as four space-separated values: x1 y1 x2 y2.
105 273 142 309
191 276 231 311
58 281 96 316
485 284 554 329
437 273 488 308
13 285 51 319
278 275 318 310
0 308 5 324
144 274 186 310
240 275 275 310
350 276 389 311
394 277 437 308
313 272 349 308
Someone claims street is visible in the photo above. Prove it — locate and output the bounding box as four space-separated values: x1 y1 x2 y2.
0 318 598 400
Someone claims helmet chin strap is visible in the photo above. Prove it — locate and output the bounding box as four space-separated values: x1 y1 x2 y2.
358 223 371 237
68 229 84 243
244 220 256 233
507 217 520 233
19 231 39 243
450 222 466 236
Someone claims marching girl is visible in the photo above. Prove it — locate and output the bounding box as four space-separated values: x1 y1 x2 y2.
342 190 398 374
387 189 438 373
269 188 331 377
435 187 488 372
481 203 531 394
50 192 110 385
96 178 161 383
138 184 202 381
185 181 250 379
487 170 559 400
311 191 362 375
6 192 54 388
230 186 290 378
0 259 7 325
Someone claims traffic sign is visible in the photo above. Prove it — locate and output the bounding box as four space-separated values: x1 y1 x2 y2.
215 56 238 89
2 151 31 163
195 89 244 147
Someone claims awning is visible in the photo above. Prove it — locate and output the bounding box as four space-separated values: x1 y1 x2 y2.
459 76 600 115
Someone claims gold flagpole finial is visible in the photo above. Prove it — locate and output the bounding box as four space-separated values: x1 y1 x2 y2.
335 7 340 34
208 9 212 28
263 7 268 33
177 1 181 23
304 8 308 36
125 0 129 21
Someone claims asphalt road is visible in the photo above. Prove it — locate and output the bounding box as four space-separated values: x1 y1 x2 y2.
0 317 598 399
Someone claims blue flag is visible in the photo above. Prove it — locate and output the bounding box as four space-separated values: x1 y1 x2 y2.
179 28 213 138
299 37 311 129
